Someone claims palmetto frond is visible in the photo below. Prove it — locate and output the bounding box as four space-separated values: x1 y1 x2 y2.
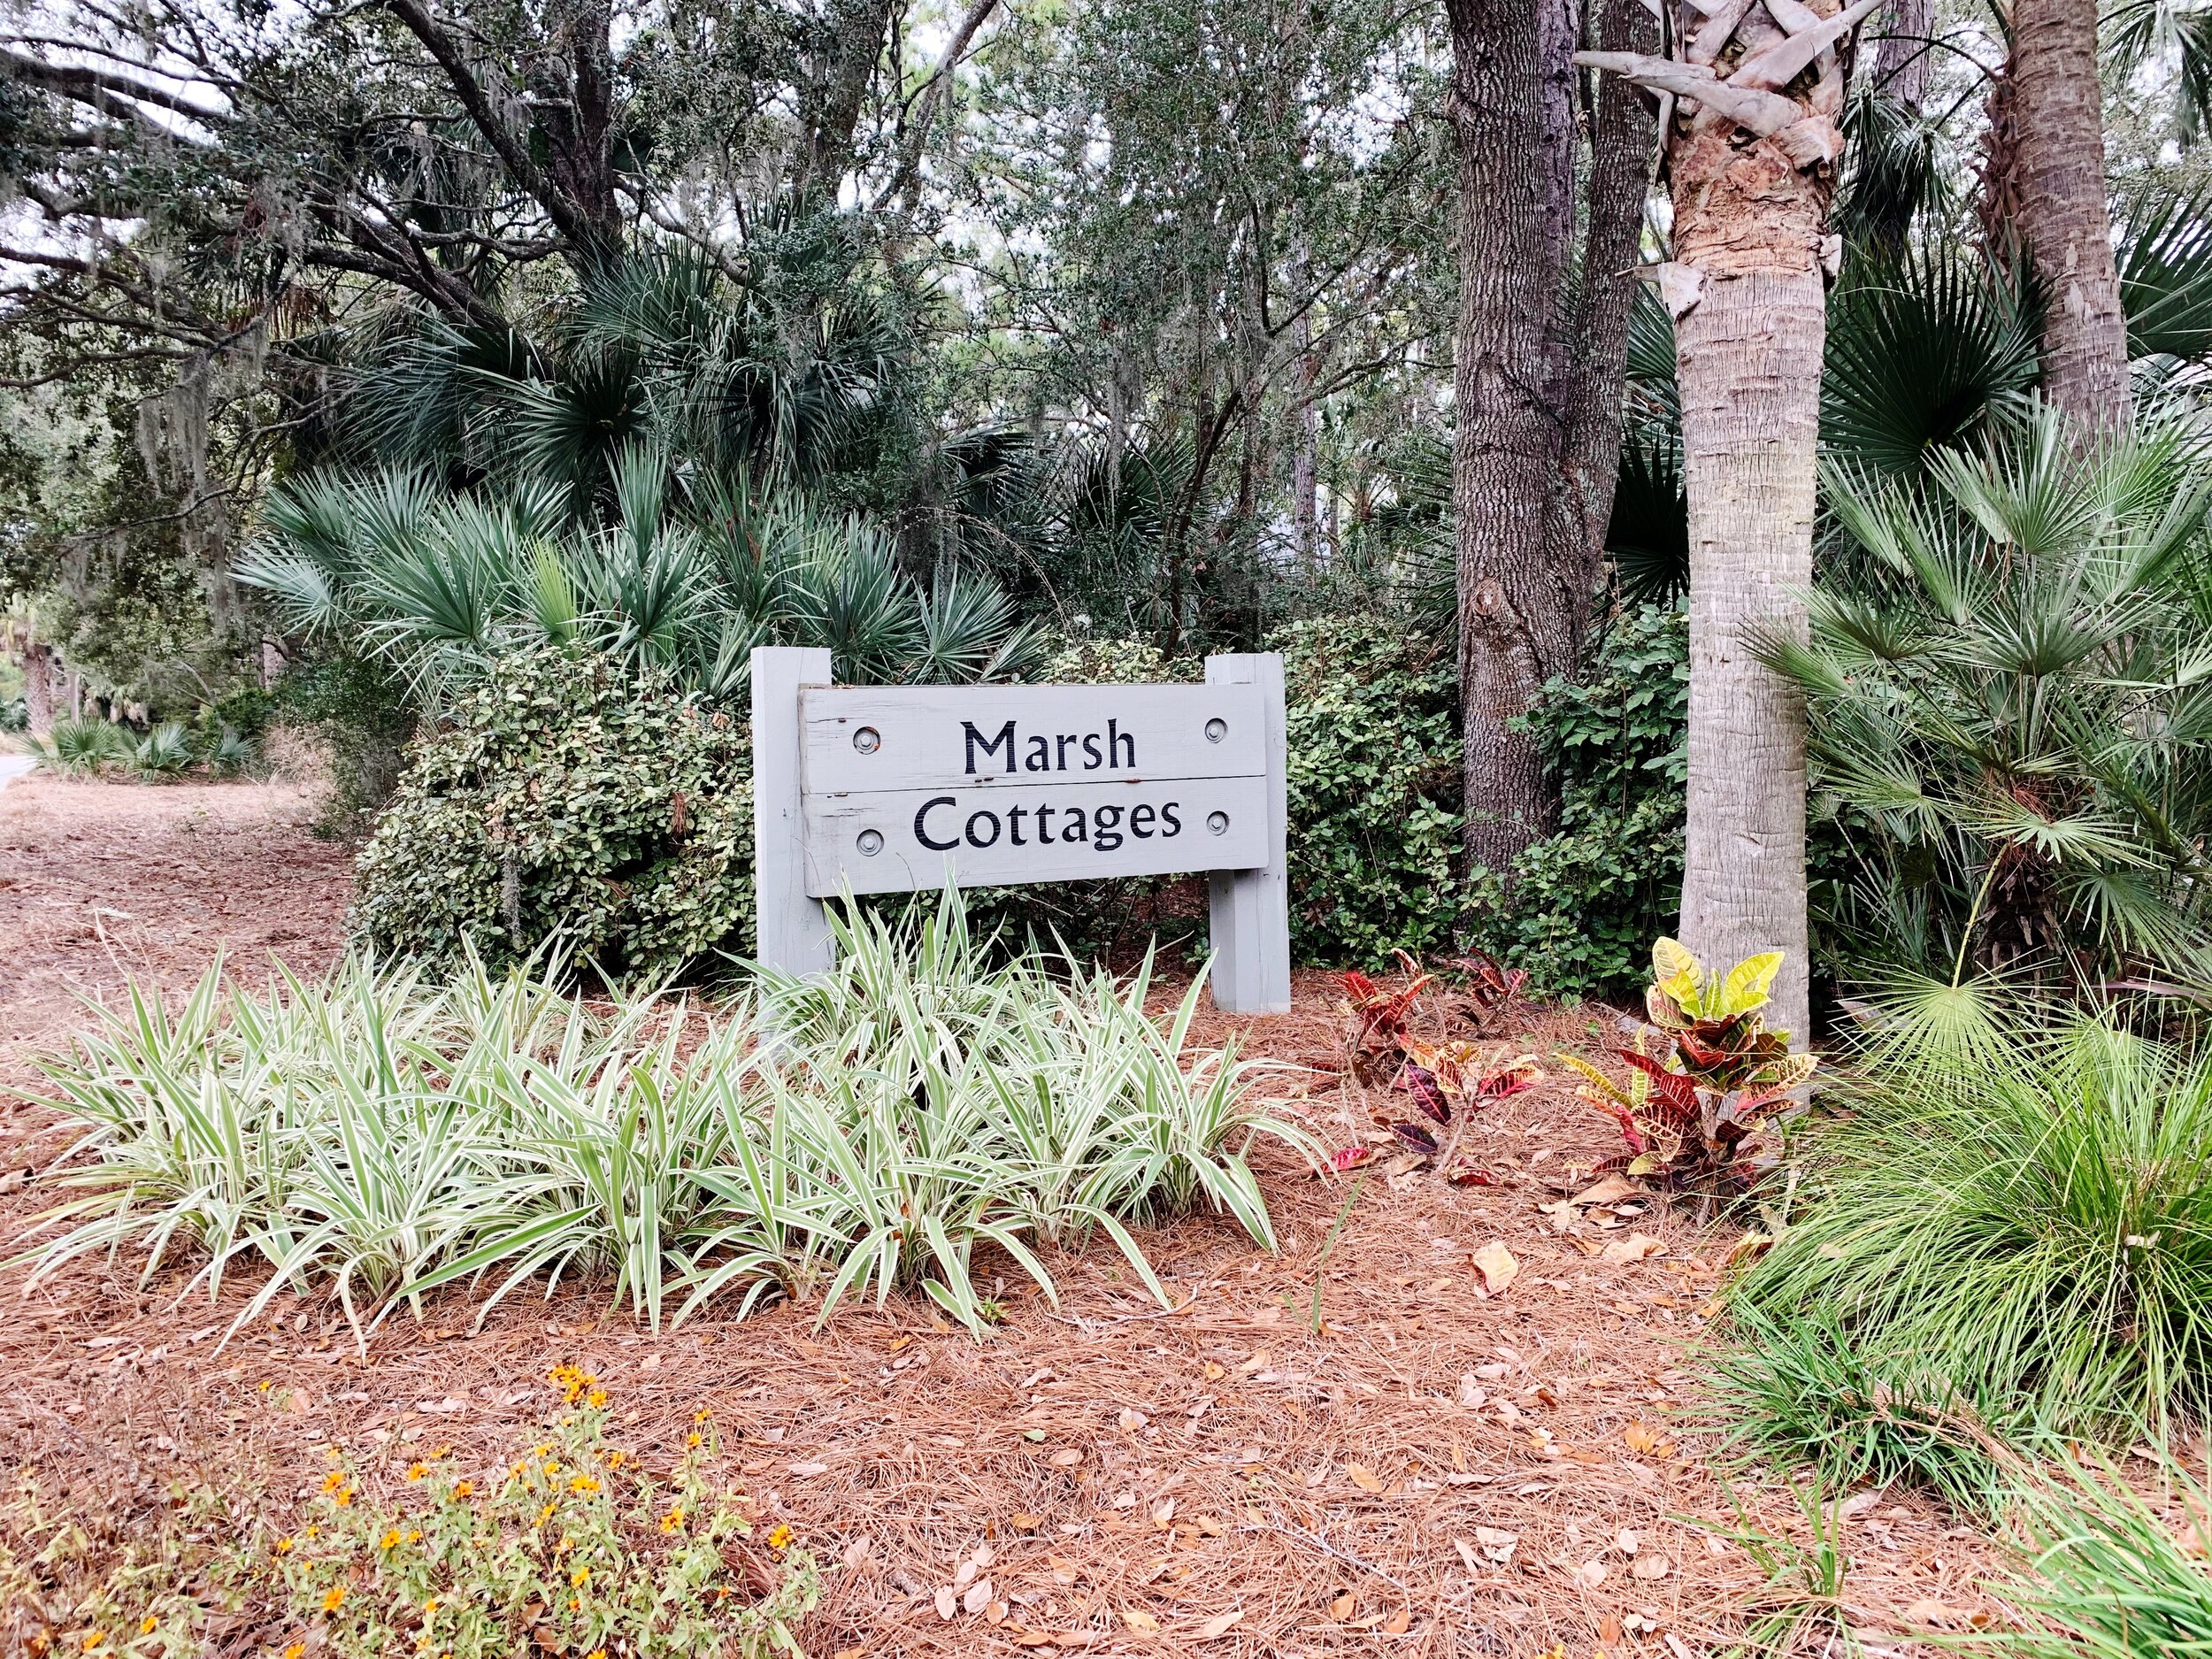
1770 403 2212 991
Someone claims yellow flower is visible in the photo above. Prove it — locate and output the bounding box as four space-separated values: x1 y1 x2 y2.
321 1586 348 1614
273 1537 295 1555
453 1480 473 1498
430 1444 450 1458
694 1407 711 1423
424 1599 438 1616
333 1486 354 1508
305 1526 319 1540
568 1475 600 1494
405 1463 429 1481
536 1502 557 1527
571 1564 589 1588
82 1633 105 1653
543 1461 560 1479
588 1650 608 1659
320 1471 346 1494
585 1388 606 1409
605 1450 626 1470
405 1530 421 1544
284 1646 305 1659
658 1505 685 1534
380 1529 402 1550
766 1524 793 1552
686 1432 700 1448
140 1617 157 1635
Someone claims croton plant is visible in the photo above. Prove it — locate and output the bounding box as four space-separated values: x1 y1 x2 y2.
1338 951 1540 1181
1559 938 1816 1202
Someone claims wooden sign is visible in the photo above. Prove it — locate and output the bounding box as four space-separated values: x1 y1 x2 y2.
751 649 1292 1014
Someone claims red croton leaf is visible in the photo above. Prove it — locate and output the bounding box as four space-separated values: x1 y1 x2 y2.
1400 1063 1453 1125
1393 1121 1440 1155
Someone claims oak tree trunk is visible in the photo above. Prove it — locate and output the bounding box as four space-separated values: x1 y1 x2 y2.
1447 0 1654 892
2010 0 2131 427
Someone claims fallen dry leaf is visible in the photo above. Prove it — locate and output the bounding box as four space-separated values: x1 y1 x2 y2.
1472 1240 1520 1294
1632 1555 1672 1580
1330 1593 1356 1620
1475 1526 1518 1563
933 1586 957 1620
1193 1611 1244 1639
1117 1408 1148 1432
1570 1173 1641 1207
1623 1420 1674 1456
1348 1463 1387 1494
1121 1607 1161 1632
1381 1609 1411 1634
963 1578 994 1617
1600 1233 1666 1264
1048 1448 1083 1466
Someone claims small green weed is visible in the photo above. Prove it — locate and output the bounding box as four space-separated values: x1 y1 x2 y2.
1709 1481 1860 1659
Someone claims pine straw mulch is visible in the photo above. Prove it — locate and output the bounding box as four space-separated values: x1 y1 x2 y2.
0 780 2013 1657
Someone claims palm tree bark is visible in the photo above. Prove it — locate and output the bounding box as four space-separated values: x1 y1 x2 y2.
1580 0 1868 1046
2010 0 2131 426
1448 0 1654 892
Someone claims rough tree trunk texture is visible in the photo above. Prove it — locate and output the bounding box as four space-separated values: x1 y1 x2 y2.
1671 68 1829 1048
795 0 902 197
2011 0 2131 427
1873 0 1932 106
1551 0 1660 587
1448 0 1639 889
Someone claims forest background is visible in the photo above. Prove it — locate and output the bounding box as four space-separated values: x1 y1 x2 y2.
5 0 2212 1020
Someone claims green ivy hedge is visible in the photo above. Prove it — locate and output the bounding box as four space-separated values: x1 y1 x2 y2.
352 647 754 973
1471 603 1687 1001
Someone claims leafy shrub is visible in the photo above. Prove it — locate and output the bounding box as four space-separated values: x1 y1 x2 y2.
14 888 1311 1339
280 1377 817 1659
1732 1014 2212 1435
1474 603 1687 1001
1272 615 1463 966
33 713 133 776
1560 940 1814 1202
353 645 753 974
277 651 417 835
127 720 196 779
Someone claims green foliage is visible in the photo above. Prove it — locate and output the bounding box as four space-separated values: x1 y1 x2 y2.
32 714 133 776
281 1384 817 1659
1273 615 1463 966
13 887 1309 1340
354 645 753 975
1558 940 1814 1199
1709 1305 2017 1513
1732 1013 2212 1437
1712 1482 1862 1659
1989 1450 2212 1659
1765 407 2212 996
127 721 196 779
239 453 1038 714
1474 603 1687 1000
276 652 418 837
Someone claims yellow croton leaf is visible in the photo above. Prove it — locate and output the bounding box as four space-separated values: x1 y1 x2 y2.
1717 952 1783 1017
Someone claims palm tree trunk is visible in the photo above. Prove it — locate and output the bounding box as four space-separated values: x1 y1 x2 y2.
1677 268 1821 1047
2010 0 2131 426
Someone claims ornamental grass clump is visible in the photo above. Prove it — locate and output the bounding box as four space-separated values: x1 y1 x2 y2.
13 888 1314 1338
1732 1013 2212 1438
277 1368 817 1659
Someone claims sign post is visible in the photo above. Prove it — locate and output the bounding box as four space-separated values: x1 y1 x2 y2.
751 649 1292 1014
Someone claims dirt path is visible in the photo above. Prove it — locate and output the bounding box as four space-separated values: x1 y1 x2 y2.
0 782 1997 1657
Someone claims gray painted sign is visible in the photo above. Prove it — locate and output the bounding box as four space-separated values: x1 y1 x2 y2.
750 649 1292 1013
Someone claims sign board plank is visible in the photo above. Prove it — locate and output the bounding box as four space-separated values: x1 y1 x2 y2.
803 777 1268 897
801 683 1265 796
